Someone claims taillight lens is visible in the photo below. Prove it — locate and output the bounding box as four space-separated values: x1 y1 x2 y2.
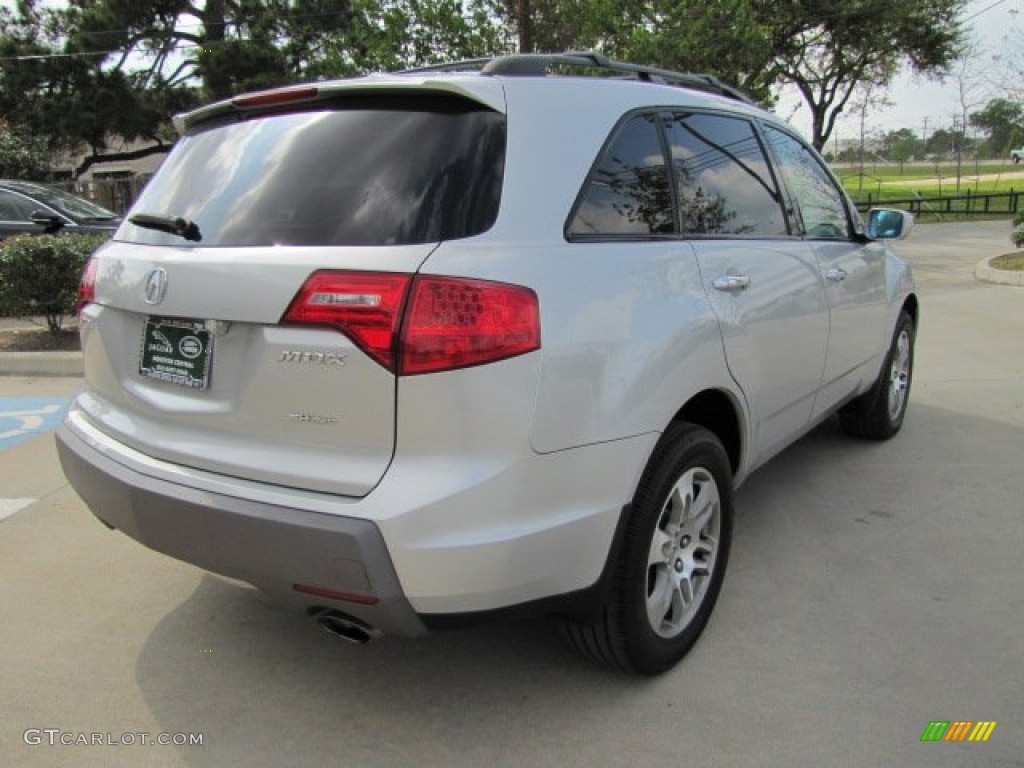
400 276 540 375
282 271 540 375
76 258 98 316
281 271 411 370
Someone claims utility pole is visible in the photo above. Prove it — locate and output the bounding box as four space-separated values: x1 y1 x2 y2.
857 98 869 195
952 114 963 193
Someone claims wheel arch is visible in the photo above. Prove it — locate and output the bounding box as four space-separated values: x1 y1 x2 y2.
902 293 919 328
668 389 744 477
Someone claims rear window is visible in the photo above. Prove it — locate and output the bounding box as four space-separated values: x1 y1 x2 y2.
118 94 505 247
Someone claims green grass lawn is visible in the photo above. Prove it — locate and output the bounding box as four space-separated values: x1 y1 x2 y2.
833 162 1015 181
838 166 1023 198
991 253 1024 271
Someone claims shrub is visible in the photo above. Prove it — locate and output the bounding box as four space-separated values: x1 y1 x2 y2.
0 233 108 334
1013 223 1024 249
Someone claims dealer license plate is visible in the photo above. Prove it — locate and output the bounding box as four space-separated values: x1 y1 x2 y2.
139 317 213 389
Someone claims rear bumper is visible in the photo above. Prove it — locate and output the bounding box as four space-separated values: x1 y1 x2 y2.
56 422 427 637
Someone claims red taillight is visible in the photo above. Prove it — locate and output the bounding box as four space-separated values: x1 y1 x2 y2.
282 271 541 375
282 271 411 370
400 276 540 375
76 258 98 316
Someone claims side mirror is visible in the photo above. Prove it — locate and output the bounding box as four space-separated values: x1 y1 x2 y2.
866 208 914 241
30 210 65 232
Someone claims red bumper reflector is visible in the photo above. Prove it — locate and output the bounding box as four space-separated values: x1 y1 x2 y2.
292 583 380 606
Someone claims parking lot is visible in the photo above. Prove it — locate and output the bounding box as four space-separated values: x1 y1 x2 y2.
1 221 1021 767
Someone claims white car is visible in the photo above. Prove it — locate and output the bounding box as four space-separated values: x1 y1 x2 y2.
57 53 917 674
1011 148 1023 164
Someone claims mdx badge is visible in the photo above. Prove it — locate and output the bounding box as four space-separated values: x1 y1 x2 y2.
278 350 346 366
144 268 168 305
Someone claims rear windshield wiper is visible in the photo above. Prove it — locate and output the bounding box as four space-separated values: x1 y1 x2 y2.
129 213 202 242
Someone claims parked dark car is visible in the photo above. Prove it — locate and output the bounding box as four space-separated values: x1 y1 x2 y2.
0 180 121 240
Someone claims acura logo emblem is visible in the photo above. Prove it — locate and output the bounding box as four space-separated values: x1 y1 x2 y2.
144 268 168 305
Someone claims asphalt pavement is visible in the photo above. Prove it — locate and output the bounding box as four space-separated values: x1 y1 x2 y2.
1 220 1021 767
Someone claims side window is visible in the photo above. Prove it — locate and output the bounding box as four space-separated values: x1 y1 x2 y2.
666 112 787 237
764 126 851 240
567 114 673 237
0 190 36 222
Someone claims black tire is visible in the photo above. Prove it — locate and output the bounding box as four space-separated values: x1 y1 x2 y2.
561 423 733 675
839 310 914 440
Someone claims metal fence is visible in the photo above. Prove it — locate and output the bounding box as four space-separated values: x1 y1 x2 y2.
852 190 1022 218
58 175 151 214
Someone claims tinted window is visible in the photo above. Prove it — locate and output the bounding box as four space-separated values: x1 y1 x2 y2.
568 114 673 238
6 184 116 222
0 190 38 221
118 95 505 247
764 126 850 240
666 113 786 236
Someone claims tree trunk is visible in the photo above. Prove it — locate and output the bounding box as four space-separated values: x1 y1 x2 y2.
516 0 532 53
200 0 229 100
810 107 826 152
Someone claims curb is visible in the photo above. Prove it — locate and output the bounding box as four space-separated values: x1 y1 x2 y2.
975 256 1024 286
0 351 83 377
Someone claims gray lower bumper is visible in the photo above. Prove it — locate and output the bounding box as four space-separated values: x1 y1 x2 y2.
56 423 427 637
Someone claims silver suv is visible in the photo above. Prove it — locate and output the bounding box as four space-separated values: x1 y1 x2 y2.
57 53 917 675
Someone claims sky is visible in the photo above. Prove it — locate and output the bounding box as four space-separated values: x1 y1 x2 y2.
777 0 1022 146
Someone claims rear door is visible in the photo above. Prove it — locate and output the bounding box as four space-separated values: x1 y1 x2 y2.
665 112 830 459
79 89 506 497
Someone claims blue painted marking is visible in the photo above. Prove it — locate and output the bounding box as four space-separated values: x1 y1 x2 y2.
0 398 69 451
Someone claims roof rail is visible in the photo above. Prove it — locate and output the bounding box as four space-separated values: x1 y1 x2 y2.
398 52 756 105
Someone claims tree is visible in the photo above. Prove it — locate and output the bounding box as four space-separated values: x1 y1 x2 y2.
333 0 510 73
0 1 185 173
995 27 1023 103
499 0 779 102
510 0 964 144
925 127 961 158
582 0 780 102
0 0 969 180
881 128 924 167
1 0 511 177
0 122 51 179
764 0 966 150
0 1 375 175
970 98 1024 158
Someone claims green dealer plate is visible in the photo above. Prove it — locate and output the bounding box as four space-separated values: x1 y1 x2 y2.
139 318 213 390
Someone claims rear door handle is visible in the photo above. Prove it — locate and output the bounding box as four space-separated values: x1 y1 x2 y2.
825 267 848 282
712 274 751 292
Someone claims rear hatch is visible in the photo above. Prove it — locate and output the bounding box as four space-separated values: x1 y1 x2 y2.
76 83 506 497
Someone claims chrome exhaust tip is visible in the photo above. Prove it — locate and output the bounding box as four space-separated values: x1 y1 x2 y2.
314 610 380 645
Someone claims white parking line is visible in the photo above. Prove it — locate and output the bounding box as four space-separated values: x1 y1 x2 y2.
0 498 36 521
